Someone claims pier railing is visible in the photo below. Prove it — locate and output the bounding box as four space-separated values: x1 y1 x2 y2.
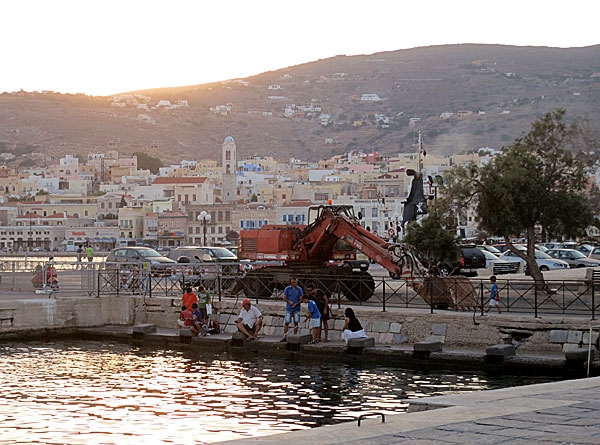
3 261 599 319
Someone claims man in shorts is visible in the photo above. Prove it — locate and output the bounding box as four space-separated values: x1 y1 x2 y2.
486 275 501 314
281 277 303 342
235 299 263 340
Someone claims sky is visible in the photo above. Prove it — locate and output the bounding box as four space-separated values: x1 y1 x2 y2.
2 0 598 96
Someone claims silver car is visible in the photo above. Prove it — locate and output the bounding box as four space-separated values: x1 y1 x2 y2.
546 249 600 268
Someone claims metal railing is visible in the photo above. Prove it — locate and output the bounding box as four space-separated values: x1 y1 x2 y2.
3 261 599 319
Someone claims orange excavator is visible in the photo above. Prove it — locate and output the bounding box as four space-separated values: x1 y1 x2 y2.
238 204 430 301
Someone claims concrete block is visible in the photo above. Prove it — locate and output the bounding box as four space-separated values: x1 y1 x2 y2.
328 331 341 341
334 319 346 330
327 319 335 330
218 314 229 325
426 335 445 343
486 344 516 357
273 317 284 327
262 315 273 326
582 331 600 345
414 341 442 352
263 326 275 336
379 333 393 344
565 349 595 361
232 332 247 341
348 337 375 348
372 321 390 333
287 334 313 345
224 324 237 334
549 330 569 343
133 324 156 334
431 323 447 336
563 343 581 352
389 322 402 334
273 327 284 337
393 334 409 344
179 328 194 337
567 330 583 344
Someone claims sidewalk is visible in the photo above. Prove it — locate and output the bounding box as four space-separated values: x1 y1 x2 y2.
216 376 600 444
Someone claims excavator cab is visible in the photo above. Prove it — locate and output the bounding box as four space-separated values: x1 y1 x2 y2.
307 205 355 225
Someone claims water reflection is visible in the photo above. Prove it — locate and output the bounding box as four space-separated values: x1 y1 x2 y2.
0 340 555 444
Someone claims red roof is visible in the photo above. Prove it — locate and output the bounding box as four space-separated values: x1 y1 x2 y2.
153 177 207 185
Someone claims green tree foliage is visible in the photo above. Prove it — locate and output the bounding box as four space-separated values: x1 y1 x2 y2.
441 110 595 288
403 213 459 267
134 151 163 174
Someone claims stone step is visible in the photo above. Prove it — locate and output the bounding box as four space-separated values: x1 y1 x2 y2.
133 324 157 334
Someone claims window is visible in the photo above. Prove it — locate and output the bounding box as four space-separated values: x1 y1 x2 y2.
218 211 223 222
225 210 231 221
218 226 223 234
177 194 181 201
240 220 244 228
84 210 88 216
264 219 268 225
226 150 231 161
372 207 378 218
283 215 287 222
258 220 263 228
185 194 189 203
193 194 197 202
282 194 286 200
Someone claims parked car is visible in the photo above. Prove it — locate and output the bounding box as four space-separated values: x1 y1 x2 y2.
589 247 600 261
106 247 176 274
491 244 509 253
438 244 486 277
499 247 569 271
167 246 240 274
545 249 600 268
480 249 520 274
575 244 595 256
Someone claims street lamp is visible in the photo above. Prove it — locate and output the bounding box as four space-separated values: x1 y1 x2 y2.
198 211 212 246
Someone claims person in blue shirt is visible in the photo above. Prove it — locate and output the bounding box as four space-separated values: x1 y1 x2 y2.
281 278 303 342
303 295 322 344
486 275 501 314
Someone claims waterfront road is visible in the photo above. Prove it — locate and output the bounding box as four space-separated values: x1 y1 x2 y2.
218 376 600 444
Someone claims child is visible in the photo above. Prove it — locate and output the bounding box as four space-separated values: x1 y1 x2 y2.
197 285 211 325
486 275 501 314
182 287 198 311
303 296 321 344
190 302 203 336
178 305 193 330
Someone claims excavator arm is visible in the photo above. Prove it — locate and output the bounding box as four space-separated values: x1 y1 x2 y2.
296 206 429 279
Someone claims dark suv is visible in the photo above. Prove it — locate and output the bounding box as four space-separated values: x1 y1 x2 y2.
438 244 487 277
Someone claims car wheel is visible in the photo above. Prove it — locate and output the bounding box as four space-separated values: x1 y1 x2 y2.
540 266 549 271
438 264 451 276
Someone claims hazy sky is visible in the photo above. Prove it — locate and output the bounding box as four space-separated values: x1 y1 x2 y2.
2 0 598 96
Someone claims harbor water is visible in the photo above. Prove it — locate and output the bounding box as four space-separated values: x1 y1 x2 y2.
0 339 559 444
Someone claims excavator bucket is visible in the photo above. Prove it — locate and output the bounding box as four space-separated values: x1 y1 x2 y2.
417 276 478 311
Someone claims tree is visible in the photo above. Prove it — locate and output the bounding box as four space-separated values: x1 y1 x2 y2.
118 195 127 208
133 152 163 174
441 110 595 289
403 213 459 270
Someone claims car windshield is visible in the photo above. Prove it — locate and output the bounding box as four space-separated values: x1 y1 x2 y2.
209 248 237 259
479 245 501 254
569 250 587 259
138 249 162 258
481 250 499 260
535 251 551 259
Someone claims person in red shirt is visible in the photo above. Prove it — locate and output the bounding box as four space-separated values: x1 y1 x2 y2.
177 305 194 331
182 287 198 310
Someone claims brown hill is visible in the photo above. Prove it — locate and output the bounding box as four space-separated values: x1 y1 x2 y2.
1 44 599 166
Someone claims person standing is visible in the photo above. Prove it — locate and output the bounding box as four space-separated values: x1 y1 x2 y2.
85 244 94 262
281 277 303 342
486 275 501 314
197 285 211 325
235 299 263 340
303 295 322 344
76 245 83 268
182 286 198 311
306 282 331 342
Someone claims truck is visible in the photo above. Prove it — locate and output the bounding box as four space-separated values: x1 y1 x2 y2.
237 204 429 301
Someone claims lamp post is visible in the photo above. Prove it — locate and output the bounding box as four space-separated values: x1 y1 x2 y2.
198 211 212 246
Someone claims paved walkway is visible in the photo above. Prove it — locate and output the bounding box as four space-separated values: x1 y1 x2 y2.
217 377 600 444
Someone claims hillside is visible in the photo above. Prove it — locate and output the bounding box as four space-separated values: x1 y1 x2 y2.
1 44 599 165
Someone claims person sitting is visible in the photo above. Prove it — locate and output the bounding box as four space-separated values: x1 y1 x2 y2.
190 302 204 336
177 305 194 331
235 299 263 340
341 307 368 344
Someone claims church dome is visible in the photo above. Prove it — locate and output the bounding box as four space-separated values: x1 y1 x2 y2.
224 136 235 143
